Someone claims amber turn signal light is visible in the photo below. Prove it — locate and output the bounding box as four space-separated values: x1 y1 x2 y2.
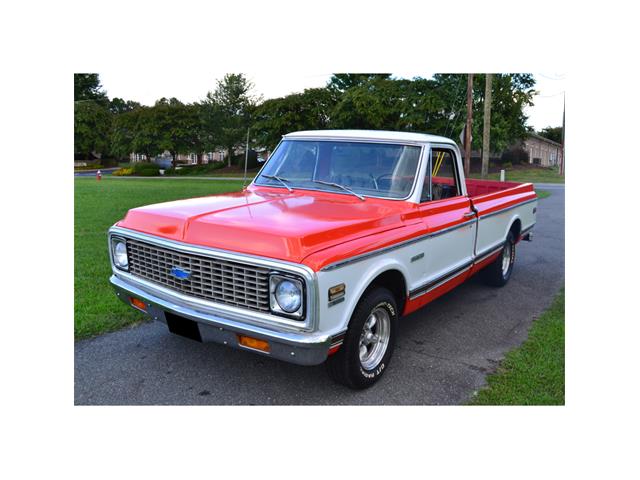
237 335 270 352
329 283 346 301
129 297 147 312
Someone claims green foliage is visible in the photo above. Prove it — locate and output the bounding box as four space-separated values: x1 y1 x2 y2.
537 126 563 143
501 146 530 165
110 99 202 163
202 74 260 166
110 107 142 159
253 74 535 154
327 74 392 92
329 77 449 132
74 100 112 158
112 163 160 176
434 73 536 152
233 150 260 169
76 72 537 168
74 73 108 105
112 167 133 176
109 97 141 114
131 163 161 176
253 88 337 149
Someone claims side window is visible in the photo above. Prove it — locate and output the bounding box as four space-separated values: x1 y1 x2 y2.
421 148 461 202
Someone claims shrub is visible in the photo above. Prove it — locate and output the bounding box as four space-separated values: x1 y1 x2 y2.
131 163 160 176
74 163 102 171
501 147 529 165
112 163 160 176
502 161 513 169
233 150 259 169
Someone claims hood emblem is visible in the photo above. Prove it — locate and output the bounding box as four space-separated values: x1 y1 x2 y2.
170 266 191 280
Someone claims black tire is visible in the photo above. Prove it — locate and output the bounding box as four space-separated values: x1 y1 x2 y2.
481 230 516 287
326 287 398 389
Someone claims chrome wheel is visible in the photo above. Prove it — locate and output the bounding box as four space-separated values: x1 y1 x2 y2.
359 306 391 370
502 241 512 276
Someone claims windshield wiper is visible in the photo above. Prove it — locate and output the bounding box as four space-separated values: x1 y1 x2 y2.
312 180 365 201
261 174 293 192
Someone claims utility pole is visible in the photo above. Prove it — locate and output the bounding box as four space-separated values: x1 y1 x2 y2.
464 74 474 176
243 127 250 188
481 74 493 178
560 93 565 176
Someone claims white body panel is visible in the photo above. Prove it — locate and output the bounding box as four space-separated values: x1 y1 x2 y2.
476 203 536 256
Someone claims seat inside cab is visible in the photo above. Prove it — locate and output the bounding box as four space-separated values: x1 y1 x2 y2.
429 149 460 200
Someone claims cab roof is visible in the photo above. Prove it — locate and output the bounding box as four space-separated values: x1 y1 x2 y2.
284 129 457 145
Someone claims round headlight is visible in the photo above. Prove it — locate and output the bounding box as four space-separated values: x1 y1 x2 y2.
113 240 128 269
275 279 302 313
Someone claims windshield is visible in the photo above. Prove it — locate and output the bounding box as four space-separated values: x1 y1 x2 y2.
254 140 422 199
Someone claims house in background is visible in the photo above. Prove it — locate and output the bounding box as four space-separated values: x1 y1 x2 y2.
521 133 563 167
129 151 226 165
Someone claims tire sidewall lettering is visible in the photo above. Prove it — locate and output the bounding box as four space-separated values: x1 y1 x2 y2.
358 302 394 380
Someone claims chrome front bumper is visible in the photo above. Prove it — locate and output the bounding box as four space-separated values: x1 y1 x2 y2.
110 275 332 366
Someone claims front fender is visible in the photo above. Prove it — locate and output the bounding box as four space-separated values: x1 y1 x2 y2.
315 256 411 335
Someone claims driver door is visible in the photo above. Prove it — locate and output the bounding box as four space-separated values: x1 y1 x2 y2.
411 146 477 302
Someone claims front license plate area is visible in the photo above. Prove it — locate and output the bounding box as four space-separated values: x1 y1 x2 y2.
165 312 203 342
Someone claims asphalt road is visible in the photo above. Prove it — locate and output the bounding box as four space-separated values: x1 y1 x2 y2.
75 185 565 405
74 167 119 177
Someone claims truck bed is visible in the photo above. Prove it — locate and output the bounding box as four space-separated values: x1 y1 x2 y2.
431 176 536 205
465 178 526 197
465 178 536 210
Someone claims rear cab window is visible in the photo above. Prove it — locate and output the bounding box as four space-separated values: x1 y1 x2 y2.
421 147 462 202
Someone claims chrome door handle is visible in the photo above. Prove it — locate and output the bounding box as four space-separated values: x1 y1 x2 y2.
463 211 476 218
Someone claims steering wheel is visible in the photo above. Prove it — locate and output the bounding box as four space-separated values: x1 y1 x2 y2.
375 173 395 189
368 174 379 190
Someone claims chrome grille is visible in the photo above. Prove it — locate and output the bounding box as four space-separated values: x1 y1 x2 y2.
126 239 271 312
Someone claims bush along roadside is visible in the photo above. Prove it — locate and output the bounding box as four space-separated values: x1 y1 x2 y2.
469 288 565 405
113 163 161 176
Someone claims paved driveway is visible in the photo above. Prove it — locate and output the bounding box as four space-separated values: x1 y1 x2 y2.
75 186 565 405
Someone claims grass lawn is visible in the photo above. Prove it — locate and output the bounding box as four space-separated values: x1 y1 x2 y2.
536 189 550 199
469 288 565 405
469 166 564 184
74 177 244 339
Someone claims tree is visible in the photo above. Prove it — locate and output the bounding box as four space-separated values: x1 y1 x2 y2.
74 73 112 159
74 73 108 105
203 74 260 167
169 102 204 164
109 97 141 115
110 107 143 160
74 100 112 158
432 74 536 152
538 126 562 143
253 88 337 149
327 74 392 93
329 76 450 133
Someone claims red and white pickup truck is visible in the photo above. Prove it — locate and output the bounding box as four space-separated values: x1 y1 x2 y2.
109 130 536 388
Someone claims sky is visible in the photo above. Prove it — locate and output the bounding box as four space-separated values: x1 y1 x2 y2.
99 72 565 131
